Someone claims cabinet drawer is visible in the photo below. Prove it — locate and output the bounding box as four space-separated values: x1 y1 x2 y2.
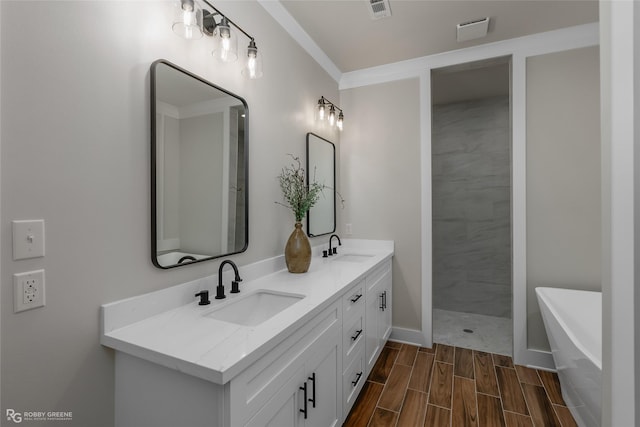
343 345 365 416
342 280 365 321
343 314 364 364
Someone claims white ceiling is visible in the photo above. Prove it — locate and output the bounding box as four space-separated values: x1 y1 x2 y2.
277 0 598 74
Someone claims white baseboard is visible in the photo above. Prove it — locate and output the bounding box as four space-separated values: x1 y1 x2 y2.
389 327 427 347
516 348 555 371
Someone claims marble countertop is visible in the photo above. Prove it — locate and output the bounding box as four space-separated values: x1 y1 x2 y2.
101 239 394 385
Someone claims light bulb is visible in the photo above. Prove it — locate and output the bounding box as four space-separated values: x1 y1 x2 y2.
212 17 237 62
328 105 336 126
242 42 263 79
337 111 344 131
172 0 202 39
318 99 326 120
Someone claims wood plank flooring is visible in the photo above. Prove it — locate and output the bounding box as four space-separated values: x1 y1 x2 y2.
344 342 577 427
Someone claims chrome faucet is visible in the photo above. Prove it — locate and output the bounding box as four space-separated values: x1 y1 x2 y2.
328 234 342 256
216 260 243 299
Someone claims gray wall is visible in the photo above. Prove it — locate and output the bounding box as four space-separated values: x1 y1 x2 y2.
339 78 423 331
0 1 339 426
526 46 601 351
432 96 511 318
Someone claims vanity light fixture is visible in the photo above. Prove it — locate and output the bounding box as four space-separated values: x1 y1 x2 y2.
316 96 344 131
172 0 263 79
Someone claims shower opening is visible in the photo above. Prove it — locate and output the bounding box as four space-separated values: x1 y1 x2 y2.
431 56 512 355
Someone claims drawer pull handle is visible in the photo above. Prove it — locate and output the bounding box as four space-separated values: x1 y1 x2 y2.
350 294 363 303
351 329 363 341
352 372 363 387
380 291 387 311
299 383 308 419
308 373 316 408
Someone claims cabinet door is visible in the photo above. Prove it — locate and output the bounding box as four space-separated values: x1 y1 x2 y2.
305 330 341 427
245 366 306 427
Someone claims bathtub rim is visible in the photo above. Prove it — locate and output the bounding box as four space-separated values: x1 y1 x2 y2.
535 286 602 371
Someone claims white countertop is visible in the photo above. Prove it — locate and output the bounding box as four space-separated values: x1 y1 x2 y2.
101 239 393 385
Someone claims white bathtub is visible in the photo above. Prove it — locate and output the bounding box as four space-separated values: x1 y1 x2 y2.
536 287 601 427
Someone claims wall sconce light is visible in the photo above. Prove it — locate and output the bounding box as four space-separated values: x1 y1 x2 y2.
317 96 344 131
172 0 263 79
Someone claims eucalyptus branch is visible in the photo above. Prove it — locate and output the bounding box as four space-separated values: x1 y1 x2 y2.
276 154 326 222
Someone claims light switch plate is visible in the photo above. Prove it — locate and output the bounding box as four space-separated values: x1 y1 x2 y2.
12 220 45 260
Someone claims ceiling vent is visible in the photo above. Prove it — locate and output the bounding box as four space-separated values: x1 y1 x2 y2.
456 17 490 42
368 0 392 20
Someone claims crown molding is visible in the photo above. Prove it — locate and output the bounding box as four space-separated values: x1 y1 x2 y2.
257 0 342 82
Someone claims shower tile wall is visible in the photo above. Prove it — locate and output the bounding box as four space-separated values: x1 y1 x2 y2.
432 96 511 318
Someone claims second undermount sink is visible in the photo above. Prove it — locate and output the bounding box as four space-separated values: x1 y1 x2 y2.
204 290 305 326
333 253 374 263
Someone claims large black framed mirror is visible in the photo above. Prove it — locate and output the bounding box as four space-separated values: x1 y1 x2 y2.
306 133 336 237
151 60 248 268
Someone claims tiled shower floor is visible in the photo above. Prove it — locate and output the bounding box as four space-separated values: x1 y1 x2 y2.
433 309 512 356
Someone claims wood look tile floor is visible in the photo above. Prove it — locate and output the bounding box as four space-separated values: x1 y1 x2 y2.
344 342 577 427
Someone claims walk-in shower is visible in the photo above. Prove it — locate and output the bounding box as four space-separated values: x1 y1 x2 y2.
431 57 512 355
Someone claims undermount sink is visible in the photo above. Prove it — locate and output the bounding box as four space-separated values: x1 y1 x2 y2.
204 290 305 326
333 254 374 263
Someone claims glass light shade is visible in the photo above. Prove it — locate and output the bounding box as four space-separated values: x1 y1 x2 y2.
318 101 326 120
328 105 336 126
241 41 263 79
337 112 344 131
212 17 238 63
172 0 202 40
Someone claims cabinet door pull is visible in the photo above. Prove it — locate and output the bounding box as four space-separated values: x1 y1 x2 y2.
381 290 387 311
350 294 363 303
351 329 363 341
352 371 363 387
379 292 385 310
308 372 316 408
299 383 308 419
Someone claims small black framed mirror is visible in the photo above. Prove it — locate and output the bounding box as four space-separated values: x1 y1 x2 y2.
151 60 249 268
306 132 336 237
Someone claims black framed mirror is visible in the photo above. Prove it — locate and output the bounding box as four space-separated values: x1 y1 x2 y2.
306 133 336 237
151 60 248 268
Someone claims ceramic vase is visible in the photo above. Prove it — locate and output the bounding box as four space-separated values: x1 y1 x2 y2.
285 222 311 273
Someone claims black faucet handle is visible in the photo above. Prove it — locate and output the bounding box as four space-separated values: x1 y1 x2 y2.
230 281 240 294
332 247 338 255
322 250 328 258
195 291 211 305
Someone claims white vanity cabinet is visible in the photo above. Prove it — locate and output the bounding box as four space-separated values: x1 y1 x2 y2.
233 299 342 427
364 260 393 375
114 301 342 427
103 241 395 427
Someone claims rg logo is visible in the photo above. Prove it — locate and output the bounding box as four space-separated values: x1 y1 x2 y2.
6 409 22 423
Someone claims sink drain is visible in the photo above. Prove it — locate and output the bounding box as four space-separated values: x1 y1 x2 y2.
463 329 474 333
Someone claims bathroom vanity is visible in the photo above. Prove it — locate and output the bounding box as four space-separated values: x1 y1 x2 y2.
101 240 393 427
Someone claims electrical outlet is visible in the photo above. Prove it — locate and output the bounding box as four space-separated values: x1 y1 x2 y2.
14 270 45 313
345 223 353 235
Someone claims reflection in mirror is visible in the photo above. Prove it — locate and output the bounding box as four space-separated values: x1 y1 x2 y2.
151 60 248 268
306 133 335 237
